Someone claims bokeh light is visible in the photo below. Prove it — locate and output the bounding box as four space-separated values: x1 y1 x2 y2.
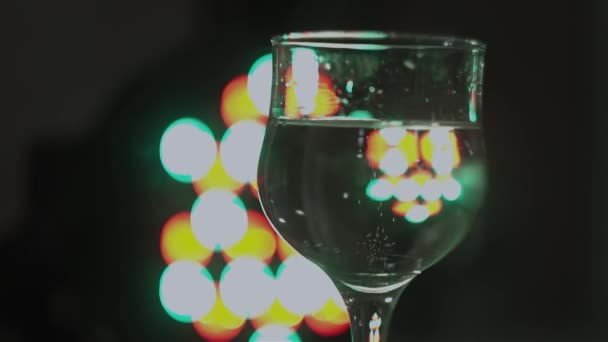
393 178 420 202
251 299 304 330
276 237 298 261
191 190 248 251
291 48 320 115
193 283 247 342
379 127 407 146
365 130 388 168
441 176 463 201
223 211 277 264
304 298 350 337
219 120 266 183
221 75 264 127
379 147 409 176
392 200 417 217
348 110 373 119
420 179 442 201
158 51 369 340
249 325 302 342
426 199 443 216
160 212 213 266
220 257 275 319
366 178 394 202
276 255 337 316
420 128 461 171
192 157 245 195
247 54 273 115
405 204 430 223
159 261 216 323
284 67 340 118
396 130 420 166
160 118 217 183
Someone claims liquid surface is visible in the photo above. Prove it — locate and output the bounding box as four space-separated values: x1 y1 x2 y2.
258 117 486 290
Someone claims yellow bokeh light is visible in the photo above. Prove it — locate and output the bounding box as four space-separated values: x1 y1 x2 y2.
410 169 433 186
420 129 461 169
251 299 304 330
193 157 245 195
391 200 417 217
223 211 277 264
397 131 420 166
160 212 213 266
426 199 443 216
193 284 246 341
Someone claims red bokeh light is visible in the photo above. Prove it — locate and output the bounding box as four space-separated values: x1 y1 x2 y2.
160 212 213 266
304 299 350 337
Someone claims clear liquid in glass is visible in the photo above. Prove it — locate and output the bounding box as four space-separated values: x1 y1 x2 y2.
258 117 486 291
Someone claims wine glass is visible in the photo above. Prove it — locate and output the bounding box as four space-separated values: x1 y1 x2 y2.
257 31 486 341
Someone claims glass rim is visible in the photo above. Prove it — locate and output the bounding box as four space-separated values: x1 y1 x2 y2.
271 31 486 51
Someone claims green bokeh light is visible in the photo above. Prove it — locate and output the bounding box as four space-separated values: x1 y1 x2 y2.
249 326 302 342
159 262 215 323
366 178 393 201
348 110 374 119
159 118 216 183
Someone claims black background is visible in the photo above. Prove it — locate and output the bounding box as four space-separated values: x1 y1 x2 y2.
0 0 602 341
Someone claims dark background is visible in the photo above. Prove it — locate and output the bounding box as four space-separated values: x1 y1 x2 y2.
0 0 602 341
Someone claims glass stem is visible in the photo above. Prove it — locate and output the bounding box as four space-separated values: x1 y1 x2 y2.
336 280 412 342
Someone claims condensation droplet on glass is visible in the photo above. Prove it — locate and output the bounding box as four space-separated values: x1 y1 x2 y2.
346 80 354 94
278 218 286 223
341 98 350 105
416 52 425 58
403 59 416 70
377 89 383 95
369 86 376 93
295 209 305 216
324 63 331 70
358 137 364 145
424 97 430 103
356 153 363 158
343 192 349 199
